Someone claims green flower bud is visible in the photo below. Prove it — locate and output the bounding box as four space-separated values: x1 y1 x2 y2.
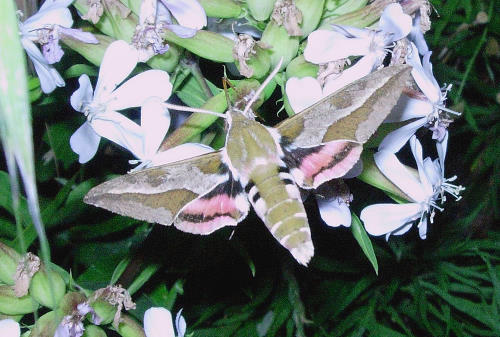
0 243 20 285
322 0 393 28
285 55 318 79
324 0 368 17
295 0 325 36
0 285 37 315
247 0 276 21
29 311 61 337
57 292 87 317
62 34 113 67
29 266 66 309
358 150 413 203
147 44 181 73
237 49 271 79
261 22 299 71
83 325 108 337
116 314 146 337
90 299 116 325
199 0 242 18
0 314 23 321
163 30 234 62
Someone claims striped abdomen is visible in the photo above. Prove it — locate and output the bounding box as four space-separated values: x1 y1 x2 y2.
245 163 314 265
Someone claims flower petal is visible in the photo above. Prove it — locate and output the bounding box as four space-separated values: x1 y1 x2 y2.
141 98 171 158
70 74 94 113
285 77 322 113
379 3 411 41
23 2 73 31
304 30 370 64
0 319 20 337
94 40 138 102
70 122 101 164
436 131 448 175
322 55 377 95
165 24 197 38
91 111 144 158
378 117 427 154
317 197 352 227
360 203 421 236
409 136 433 195
374 150 427 202
418 216 428 239
175 310 186 337
149 143 214 167
59 27 99 44
407 43 440 103
385 95 433 122
409 14 429 55
144 307 175 337
108 70 172 111
22 39 64 93
161 0 207 30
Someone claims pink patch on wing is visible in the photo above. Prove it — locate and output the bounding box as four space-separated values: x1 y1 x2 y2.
299 142 362 187
174 194 243 234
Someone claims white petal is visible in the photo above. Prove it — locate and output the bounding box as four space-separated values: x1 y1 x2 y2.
285 77 322 113
0 319 20 337
70 122 101 164
162 0 207 30
378 117 427 154
409 15 429 55
149 143 214 167
144 307 175 337
91 111 144 158
165 24 197 38
304 30 370 64
94 40 138 102
141 98 171 158
108 70 172 111
70 74 94 112
379 3 411 41
418 216 428 239
23 3 73 31
384 95 433 122
54 324 70 337
407 43 440 103
322 55 376 96
175 310 186 337
409 136 433 196
22 38 64 93
436 131 448 175
374 150 427 202
423 157 441 187
317 197 352 227
360 203 421 236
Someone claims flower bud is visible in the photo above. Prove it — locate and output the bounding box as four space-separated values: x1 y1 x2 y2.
163 30 234 62
0 285 37 315
83 325 108 337
0 243 20 285
295 0 324 36
90 299 116 325
285 55 318 79
322 0 393 28
247 0 276 21
116 314 146 337
199 0 242 18
29 266 66 309
62 34 113 67
57 292 87 316
261 22 299 71
147 44 181 73
29 311 61 337
324 0 367 18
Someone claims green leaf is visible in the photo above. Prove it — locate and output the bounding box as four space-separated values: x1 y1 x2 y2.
127 263 160 295
64 64 98 79
351 213 378 275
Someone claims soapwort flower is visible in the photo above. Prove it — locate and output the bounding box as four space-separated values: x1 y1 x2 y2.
144 307 186 337
0 319 20 337
361 136 464 240
303 3 412 95
18 0 98 93
379 42 459 153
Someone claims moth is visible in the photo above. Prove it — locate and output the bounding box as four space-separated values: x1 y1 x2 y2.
84 65 411 266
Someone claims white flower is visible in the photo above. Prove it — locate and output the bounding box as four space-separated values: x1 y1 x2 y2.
318 196 352 228
379 42 459 153
303 3 411 95
70 40 172 164
361 136 464 240
144 307 186 337
18 0 98 93
0 319 20 337
158 0 207 37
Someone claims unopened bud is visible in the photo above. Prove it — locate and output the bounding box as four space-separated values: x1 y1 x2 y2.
199 0 242 18
116 314 146 337
163 30 235 62
233 34 271 78
261 22 299 70
295 0 324 36
323 0 393 28
247 0 276 21
0 243 20 285
29 266 66 309
62 34 113 66
285 55 318 79
90 299 116 325
83 325 108 337
0 285 37 315
29 311 61 337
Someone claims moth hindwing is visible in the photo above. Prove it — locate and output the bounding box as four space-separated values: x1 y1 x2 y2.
84 65 411 266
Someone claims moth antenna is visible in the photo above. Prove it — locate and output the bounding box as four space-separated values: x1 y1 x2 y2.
242 57 283 116
163 102 227 119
